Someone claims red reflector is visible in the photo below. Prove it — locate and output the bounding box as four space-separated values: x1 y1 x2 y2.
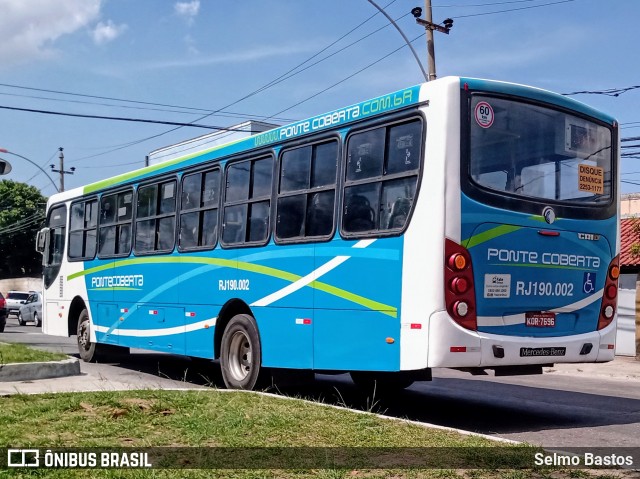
450 277 469 294
303 319 312 325
410 323 422 329
608 344 615 350
450 346 467 353
538 230 560 237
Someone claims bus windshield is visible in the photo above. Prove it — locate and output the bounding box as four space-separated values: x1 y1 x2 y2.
469 96 613 204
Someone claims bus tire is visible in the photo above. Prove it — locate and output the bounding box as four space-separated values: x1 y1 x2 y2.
220 314 264 390
77 308 99 362
350 371 414 394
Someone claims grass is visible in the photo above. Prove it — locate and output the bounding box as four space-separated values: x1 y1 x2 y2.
0 389 625 479
0 342 68 364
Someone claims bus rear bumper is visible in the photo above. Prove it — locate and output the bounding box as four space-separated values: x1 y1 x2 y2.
427 310 617 368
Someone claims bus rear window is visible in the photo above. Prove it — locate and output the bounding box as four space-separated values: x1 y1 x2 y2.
469 96 613 204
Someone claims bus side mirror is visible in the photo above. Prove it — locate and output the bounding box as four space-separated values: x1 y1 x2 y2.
36 228 50 265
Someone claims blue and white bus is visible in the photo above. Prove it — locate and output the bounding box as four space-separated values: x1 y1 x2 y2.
37 77 620 390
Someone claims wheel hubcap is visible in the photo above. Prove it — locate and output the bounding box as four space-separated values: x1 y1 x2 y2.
78 321 90 351
228 331 252 381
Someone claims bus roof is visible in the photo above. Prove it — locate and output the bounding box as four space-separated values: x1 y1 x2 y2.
47 76 615 204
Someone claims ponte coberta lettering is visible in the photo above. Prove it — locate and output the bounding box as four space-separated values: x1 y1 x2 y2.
487 248 600 269
254 89 415 147
91 275 144 289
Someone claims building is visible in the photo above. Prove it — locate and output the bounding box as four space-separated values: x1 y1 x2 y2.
146 120 279 166
620 193 640 357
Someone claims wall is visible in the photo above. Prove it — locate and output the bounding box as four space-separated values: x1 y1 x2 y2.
0 277 43 295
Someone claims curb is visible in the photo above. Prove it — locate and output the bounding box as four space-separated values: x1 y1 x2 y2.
0 357 81 382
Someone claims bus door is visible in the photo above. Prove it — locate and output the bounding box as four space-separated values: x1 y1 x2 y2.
37 204 67 334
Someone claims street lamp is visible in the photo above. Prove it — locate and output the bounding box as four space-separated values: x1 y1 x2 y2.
366 0 429 82
0 158 12 175
0 148 60 193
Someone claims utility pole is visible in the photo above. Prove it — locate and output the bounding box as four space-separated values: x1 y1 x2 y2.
50 147 75 192
412 2 453 81
424 0 437 81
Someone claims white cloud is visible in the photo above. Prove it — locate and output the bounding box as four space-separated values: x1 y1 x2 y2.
91 20 127 45
175 1 200 24
0 0 102 66
136 44 317 71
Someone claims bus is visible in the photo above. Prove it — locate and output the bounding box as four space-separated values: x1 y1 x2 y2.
36 76 620 391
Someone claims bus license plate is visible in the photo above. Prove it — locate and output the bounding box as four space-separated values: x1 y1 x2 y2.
525 312 555 327
520 347 566 357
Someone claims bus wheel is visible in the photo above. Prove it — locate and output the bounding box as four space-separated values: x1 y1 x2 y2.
350 371 414 394
220 314 264 390
77 309 98 362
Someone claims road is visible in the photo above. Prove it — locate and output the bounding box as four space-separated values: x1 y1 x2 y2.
2 320 639 449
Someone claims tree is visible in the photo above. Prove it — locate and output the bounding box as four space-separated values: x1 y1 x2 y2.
0 180 47 279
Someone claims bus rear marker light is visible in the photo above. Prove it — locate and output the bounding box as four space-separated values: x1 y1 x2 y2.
450 277 469 294
454 301 469 317
603 305 614 319
410 323 422 329
609 265 620 280
448 253 467 271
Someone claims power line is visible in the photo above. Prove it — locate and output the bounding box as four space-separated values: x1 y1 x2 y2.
267 32 425 118
0 104 272 131
0 84 296 123
563 85 640 97
68 1 402 162
451 0 574 19
435 0 564 6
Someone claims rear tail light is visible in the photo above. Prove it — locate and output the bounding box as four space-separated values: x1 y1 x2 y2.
598 256 619 330
445 238 477 330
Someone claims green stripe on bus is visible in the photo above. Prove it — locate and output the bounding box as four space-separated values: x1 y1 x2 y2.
463 224 522 249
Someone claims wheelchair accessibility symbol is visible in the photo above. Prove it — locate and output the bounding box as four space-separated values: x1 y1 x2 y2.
583 273 596 294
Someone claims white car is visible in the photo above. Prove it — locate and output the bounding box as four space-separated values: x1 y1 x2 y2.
5 291 32 317
18 292 42 327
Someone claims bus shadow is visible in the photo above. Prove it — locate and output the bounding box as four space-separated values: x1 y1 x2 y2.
105 352 640 436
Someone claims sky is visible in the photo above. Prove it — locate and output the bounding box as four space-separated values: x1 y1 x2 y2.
0 0 638 197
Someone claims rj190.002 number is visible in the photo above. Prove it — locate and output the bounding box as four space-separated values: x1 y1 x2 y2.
218 279 250 291
515 281 573 297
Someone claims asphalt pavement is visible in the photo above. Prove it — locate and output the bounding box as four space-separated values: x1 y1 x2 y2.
0 353 638 397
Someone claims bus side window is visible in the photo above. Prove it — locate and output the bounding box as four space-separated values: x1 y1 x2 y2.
346 128 384 181
342 118 422 237
179 169 220 251
99 190 133 257
69 199 97 260
276 140 338 242
343 191 376 232
223 157 272 246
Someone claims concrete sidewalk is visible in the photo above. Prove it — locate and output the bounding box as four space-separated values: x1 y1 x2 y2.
544 355 640 381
